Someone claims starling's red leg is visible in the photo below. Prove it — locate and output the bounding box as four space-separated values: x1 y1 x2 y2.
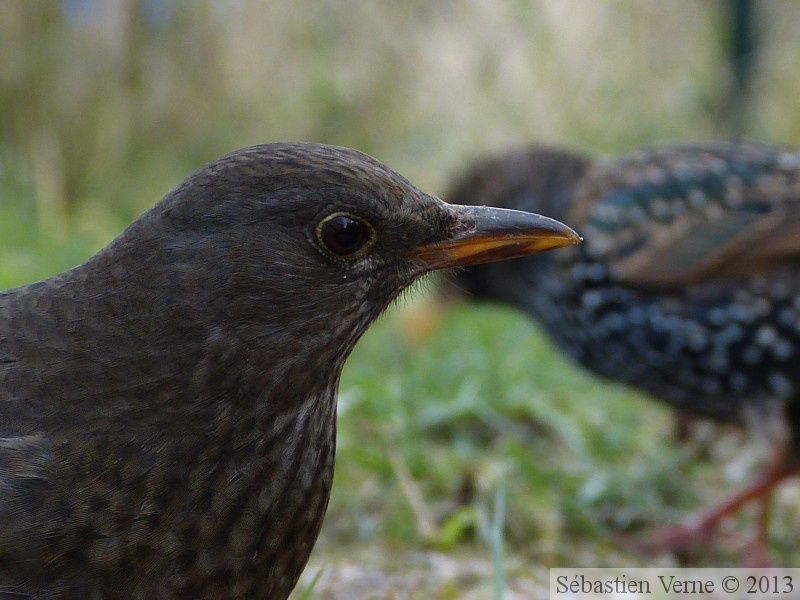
743 495 773 568
646 459 800 559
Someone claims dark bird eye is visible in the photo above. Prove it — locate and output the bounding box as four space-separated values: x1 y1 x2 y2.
317 213 375 258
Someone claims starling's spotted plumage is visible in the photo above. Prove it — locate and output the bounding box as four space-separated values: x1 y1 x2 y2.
0 142 580 599
448 141 800 559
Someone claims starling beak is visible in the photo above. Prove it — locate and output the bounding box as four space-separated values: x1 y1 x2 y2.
447 140 800 564
0 142 576 599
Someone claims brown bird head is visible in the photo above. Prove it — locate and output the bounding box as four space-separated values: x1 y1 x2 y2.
95 143 581 372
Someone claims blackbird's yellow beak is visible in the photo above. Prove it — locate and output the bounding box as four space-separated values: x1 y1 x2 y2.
415 204 582 270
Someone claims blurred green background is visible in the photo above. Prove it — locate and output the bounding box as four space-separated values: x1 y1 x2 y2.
3 1 800 597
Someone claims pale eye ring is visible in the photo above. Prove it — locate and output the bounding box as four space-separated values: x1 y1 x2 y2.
316 212 375 258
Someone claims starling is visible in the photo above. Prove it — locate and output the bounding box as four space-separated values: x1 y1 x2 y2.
447 141 800 561
0 142 581 599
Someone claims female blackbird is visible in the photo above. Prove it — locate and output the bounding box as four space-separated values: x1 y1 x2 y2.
0 142 579 599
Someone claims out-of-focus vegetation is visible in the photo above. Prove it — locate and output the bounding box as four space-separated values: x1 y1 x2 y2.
3 1 800 598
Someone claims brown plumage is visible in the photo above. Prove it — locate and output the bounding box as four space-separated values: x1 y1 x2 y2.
448 141 800 562
0 142 579 598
